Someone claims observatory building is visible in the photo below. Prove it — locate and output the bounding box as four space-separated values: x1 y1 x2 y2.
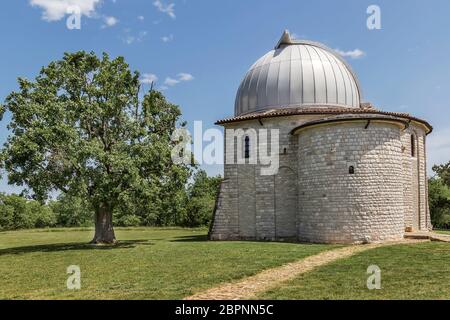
209 31 432 244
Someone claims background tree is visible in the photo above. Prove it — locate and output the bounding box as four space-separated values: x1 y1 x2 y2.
0 51 192 243
0 193 56 230
429 161 450 229
183 170 222 227
49 194 93 227
433 161 450 188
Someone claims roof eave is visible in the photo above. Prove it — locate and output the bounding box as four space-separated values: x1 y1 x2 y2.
215 108 433 134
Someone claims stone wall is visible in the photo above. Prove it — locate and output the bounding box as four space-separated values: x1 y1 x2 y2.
297 121 405 243
401 130 414 229
416 127 431 229
209 163 240 240
209 114 432 243
210 115 316 240
401 125 431 231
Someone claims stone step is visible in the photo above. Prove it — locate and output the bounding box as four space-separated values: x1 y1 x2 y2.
404 232 450 242
404 234 431 240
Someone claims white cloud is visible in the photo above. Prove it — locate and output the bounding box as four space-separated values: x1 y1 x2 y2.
164 73 194 86
161 34 174 43
29 0 102 21
164 77 180 86
153 0 175 19
137 15 144 21
335 48 365 59
123 36 135 45
103 16 118 28
140 73 158 85
121 30 147 45
427 127 450 175
177 73 194 81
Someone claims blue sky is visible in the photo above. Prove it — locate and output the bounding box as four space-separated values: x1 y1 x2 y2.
0 0 449 193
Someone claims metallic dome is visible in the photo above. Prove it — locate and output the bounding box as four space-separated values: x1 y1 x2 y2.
235 31 362 116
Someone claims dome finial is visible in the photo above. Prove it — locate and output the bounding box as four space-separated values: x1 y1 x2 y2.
275 30 293 49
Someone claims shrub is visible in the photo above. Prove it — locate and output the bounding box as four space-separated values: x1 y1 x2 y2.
182 170 222 227
116 215 142 227
50 195 93 227
0 194 56 230
184 196 216 227
29 202 57 228
429 178 450 229
0 204 14 230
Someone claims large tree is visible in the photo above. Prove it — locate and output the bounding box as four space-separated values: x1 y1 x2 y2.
0 51 191 243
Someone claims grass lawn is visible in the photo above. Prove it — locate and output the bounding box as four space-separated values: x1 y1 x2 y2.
435 229 450 235
0 227 335 300
258 242 450 300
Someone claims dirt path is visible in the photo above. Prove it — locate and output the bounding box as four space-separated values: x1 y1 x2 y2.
185 239 426 300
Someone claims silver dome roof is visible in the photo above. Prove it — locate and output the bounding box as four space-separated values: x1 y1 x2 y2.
235 31 362 116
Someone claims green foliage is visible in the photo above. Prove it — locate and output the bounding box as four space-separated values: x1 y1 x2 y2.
428 177 450 229
430 162 450 229
0 51 222 233
0 51 193 238
112 185 188 227
0 194 35 229
29 201 57 228
0 193 56 230
184 196 215 227
49 194 93 227
0 168 223 230
116 214 142 227
0 202 14 230
428 162 450 229
182 170 222 227
433 161 450 188
111 169 223 228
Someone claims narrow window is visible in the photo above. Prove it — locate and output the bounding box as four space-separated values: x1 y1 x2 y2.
349 166 355 174
411 134 416 157
244 136 250 159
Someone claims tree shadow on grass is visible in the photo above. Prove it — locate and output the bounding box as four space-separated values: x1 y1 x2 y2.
0 240 153 256
170 235 208 242
169 235 332 245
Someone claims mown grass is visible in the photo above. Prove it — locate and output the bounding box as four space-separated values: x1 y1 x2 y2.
258 241 450 300
435 229 450 235
0 227 335 300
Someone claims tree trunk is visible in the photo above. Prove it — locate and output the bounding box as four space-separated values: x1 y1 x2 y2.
90 204 116 244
